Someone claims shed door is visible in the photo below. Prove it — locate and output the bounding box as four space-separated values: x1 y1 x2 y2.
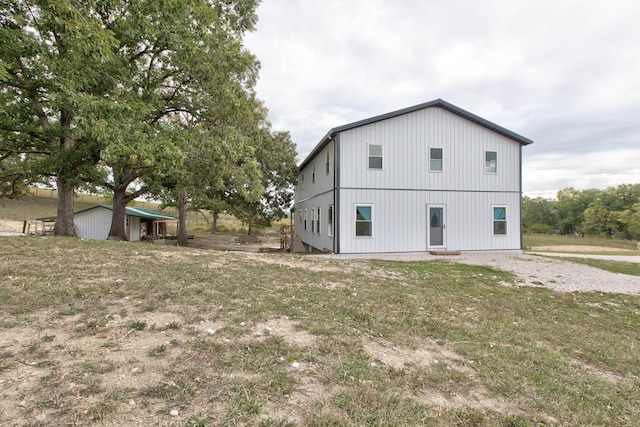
428 206 445 248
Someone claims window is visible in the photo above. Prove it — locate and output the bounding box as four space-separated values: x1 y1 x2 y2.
326 152 330 175
301 173 305 189
493 207 507 235
485 151 497 174
304 209 308 231
328 205 334 237
311 208 315 233
430 148 443 172
355 205 372 236
316 207 320 234
312 165 315 183
368 144 382 169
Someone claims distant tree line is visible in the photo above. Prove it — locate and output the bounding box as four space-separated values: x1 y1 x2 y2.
0 0 297 244
523 184 640 240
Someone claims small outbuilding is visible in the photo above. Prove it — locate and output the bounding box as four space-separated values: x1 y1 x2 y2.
72 205 177 241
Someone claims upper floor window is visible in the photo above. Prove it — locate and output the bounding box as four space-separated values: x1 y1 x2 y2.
312 165 316 183
485 151 497 174
368 144 383 169
301 173 305 189
430 148 443 172
326 152 330 175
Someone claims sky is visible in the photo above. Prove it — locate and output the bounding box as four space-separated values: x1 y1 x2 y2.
243 0 640 199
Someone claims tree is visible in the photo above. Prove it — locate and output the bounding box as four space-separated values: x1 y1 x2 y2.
228 128 297 234
625 203 640 240
1 0 264 240
522 196 558 233
555 188 599 234
93 0 262 241
1 0 118 235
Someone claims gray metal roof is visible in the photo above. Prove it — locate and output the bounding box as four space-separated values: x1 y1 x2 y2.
299 98 533 170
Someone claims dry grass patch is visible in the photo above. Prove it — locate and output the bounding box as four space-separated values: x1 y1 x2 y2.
1 236 640 425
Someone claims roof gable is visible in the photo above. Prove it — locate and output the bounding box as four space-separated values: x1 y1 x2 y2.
299 99 533 170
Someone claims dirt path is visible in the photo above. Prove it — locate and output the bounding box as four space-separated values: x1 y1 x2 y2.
326 250 640 295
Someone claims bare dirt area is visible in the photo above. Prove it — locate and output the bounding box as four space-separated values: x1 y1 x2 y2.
0 219 24 234
171 233 283 253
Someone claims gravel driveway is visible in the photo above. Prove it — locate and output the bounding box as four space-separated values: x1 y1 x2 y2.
326 251 640 295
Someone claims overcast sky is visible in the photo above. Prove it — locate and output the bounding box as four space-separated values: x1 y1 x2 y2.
244 0 640 198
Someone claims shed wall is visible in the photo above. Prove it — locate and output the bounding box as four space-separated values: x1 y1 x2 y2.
129 216 141 241
74 208 112 240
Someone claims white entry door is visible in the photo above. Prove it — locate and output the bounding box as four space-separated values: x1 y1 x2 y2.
428 205 446 249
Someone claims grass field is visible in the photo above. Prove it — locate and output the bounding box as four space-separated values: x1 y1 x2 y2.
1 236 639 425
0 191 288 236
523 233 638 252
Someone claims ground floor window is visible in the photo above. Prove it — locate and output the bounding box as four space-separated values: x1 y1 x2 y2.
316 207 320 234
311 208 315 233
355 205 372 236
304 209 308 231
328 205 334 237
493 206 507 235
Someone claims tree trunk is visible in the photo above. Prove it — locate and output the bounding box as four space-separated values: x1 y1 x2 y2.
177 190 188 246
53 177 77 236
109 186 129 241
247 222 253 236
210 211 218 234
108 166 148 241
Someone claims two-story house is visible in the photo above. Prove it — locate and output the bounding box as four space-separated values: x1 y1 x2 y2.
294 99 533 254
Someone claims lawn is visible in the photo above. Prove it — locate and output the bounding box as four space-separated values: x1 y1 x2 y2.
1 236 639 425
524 233 638 252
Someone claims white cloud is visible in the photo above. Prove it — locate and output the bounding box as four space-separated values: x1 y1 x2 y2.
523 149 640 198
245 0 640 197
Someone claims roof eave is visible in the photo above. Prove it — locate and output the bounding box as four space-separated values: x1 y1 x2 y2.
299 129 335 171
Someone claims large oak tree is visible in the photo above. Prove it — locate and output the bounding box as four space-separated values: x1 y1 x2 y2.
1 0 119 235
1 0 267 239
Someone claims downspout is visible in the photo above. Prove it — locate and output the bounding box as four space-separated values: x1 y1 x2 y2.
334 133 340 254
519 145 524 250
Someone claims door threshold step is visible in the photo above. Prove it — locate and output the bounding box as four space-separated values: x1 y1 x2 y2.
429 250 461 256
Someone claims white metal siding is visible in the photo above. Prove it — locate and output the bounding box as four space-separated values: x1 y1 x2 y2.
74 208 112 240
296 140 335 205
297 105 526 254
338 107 520 193
74 208 145 241
129 217 141 241
295 141 336 251
295 191 335 252
338 189 521 253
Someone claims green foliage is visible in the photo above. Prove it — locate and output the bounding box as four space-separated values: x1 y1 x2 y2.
525 184 640 240
0 0 120 229
1 0 292 241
